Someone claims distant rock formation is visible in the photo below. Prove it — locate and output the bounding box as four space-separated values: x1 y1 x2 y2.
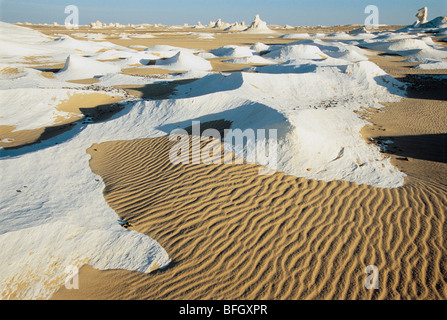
213 18 231 29
90 20 104 29
349 27 370 35
194 21 204 29
224 22 247 32
250 14 267 29
415 7 428 26
244 14 275 33
399 11 447 31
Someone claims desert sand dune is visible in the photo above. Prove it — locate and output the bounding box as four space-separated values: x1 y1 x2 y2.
52 116 447 299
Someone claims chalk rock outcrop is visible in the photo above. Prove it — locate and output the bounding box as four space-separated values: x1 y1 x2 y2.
415 7 428 25
244 14 275 33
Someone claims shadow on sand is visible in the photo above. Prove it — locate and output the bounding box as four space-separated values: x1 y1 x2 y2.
376 133 447 163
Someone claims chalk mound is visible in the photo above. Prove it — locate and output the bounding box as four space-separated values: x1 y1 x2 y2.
0 22 56 60
224 55 276 65
250 42 270 52
56 54 121 81
246 39 371 73
349 27 370 35
46 35 118 55
185 32 215 40
224 22 247 32
145 45 195 53
280 33 311 39
293 40 369 62
144 45 197 59
155 51 212 71
210 45 254 58
265 44 329 61
387 38 432 51
362 38 447 63
419 16 447 28
416 60 447 69
373 32 419 41
129 33 154 39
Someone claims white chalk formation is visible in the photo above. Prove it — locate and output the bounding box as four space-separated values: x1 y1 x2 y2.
224 22 247 32
194 21 204 29
82 15 272 32
401 6 447 30
244 14 275 33
90 20 105 29
89 21 149 29
415 7 428 26
212 18 231 29
209 15 274 33
349 27 370 35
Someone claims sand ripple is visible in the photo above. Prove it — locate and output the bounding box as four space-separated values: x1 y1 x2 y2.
52 128 447 299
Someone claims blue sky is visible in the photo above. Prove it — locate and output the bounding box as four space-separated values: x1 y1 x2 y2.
0 0 446 26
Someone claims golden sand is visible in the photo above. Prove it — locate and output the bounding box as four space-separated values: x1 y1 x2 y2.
0 66 22 75
52 124 447 299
